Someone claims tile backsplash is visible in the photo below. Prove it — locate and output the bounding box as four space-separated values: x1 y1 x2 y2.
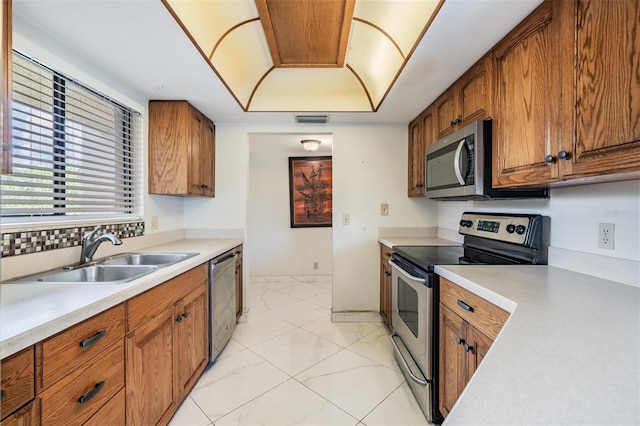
1 221 145 257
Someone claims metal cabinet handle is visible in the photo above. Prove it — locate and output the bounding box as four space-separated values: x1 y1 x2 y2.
558 150 570 160
456 337 464 345
79 330 107 348
182 312 189 319
463 343 473 352
78 381 105 404
457 300 474 312
450 118 462 127
0 390 5 400
176 316 183 323
545 155 556 164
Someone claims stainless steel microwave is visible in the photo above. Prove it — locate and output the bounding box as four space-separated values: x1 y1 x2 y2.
425 119 548 200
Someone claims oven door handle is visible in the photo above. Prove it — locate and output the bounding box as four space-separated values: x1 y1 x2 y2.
388 260 425 284
390 332 428 386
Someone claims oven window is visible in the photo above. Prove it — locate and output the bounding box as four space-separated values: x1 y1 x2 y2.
397 278 419 338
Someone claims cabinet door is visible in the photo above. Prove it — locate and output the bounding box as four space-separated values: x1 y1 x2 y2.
459 55 490 126
379 245 393 329
464 325 493 383
492 1 563 187
434 87 459 139
0 400 38 426
176 283 209 399
439 305 466 418
568 0 640 178
126 306 177 426
187 108 204 196
407 115 424 197
0 347 34 420
200 119 215 197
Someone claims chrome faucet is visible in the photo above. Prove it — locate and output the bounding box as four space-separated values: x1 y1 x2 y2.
79 226 122 265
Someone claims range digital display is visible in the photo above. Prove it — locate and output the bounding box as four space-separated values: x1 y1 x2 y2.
477 220 500 233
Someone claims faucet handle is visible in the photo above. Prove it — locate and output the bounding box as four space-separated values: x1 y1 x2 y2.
83 225 102 241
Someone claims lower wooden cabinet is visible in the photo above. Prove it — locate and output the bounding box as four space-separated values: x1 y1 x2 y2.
0 347 35 425
126 264 209 426
438 277 509 418
0 401 39 426
379 244 393 330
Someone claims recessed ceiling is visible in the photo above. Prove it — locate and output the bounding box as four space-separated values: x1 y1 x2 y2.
162 0 442 112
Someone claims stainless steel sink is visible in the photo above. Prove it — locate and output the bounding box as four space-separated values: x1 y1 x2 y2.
7 265 158 285
102 252 198 266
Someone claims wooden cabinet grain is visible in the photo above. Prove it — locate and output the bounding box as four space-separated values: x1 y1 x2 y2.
0 347 34 423
379 244 393 330
434 55 491 140
125 264 209 426
407 106 436 197
149 100 215 197
565 0 640 179
438 277 509 419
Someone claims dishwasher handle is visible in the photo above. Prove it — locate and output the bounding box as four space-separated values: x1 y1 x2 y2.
210 251 237 269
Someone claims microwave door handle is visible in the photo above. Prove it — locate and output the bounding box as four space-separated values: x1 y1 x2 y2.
453 139 467 185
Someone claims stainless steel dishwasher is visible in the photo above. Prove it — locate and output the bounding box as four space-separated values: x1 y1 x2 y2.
208 249 237 365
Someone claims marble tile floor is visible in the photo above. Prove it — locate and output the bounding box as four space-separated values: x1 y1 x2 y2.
169 275 432 426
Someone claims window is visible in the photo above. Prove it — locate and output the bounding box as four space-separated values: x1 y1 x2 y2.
1 50 142 222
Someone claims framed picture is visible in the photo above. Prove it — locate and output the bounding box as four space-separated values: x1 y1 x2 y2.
288 156 332 228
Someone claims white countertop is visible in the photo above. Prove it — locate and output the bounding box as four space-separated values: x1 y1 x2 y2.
378 237 461 249
0 238 242 358
435 265 640 425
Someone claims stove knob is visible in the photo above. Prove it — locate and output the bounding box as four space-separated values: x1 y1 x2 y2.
459 220 472 227
515 225 526 235
506 224 516 234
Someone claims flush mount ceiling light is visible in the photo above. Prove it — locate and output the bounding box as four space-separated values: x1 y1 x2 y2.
162 0 443 113
301 139 322 152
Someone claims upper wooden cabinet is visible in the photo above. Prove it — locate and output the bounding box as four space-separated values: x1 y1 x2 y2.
434 55 491 139
149 100 215 197
407 104 436 197
565 0 640 179
492 0 565 187
493 0 639 188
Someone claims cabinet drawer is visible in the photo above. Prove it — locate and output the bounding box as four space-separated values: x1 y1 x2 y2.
440 277 509 340
39 339 124 426
0 347 34 420
83 387 125 426
38 304 125 391
127 263 207 332
380 244 393 261
0 399 38 426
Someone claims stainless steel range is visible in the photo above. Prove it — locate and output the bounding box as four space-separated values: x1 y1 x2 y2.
388 212 548 423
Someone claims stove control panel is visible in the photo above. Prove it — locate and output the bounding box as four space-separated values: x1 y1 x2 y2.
458 212 538 245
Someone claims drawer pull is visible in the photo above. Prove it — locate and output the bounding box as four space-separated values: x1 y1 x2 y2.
78 381 105 404
0 389 4 400
80 330 107 348
457 300 474 312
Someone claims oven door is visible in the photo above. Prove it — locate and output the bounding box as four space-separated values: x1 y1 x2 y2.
389 258 436 421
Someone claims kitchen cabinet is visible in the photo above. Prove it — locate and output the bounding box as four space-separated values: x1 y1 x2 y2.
235 244 243 319
149 100 215 197
379 244 393 330
564 0 640 179
1 0 12 175
439 277 509 419
492 0 565 187
493 0 639 188
434 55 491 140
126 263 208 426
0 346 35 425
407 105 435 197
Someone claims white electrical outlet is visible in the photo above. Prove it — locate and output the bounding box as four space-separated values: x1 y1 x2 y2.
598 223 614 250
342 214 350 225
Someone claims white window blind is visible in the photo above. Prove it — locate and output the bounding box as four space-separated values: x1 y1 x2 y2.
1 51 142 221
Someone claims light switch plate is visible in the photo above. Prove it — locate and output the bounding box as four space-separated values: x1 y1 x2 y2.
381 203 389 216
342 214 350 225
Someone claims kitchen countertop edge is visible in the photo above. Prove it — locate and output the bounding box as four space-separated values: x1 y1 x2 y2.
0 238 243 358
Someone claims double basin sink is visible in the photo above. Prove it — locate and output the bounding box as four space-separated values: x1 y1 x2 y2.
6 253 198 285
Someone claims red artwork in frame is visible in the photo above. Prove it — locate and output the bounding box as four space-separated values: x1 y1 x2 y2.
288 156 332 228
